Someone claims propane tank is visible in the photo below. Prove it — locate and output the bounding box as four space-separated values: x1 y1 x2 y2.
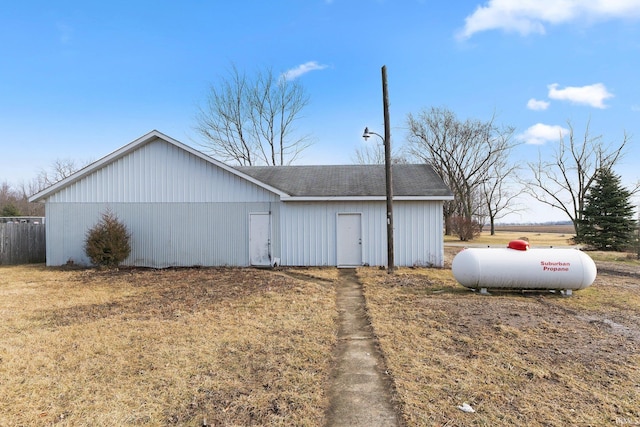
452 240 597 293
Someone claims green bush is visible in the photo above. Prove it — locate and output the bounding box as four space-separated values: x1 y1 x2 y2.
1 203 21 217
84 210 131 268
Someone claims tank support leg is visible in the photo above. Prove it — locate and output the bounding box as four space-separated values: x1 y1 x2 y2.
561 289 573 297
480 288 489 295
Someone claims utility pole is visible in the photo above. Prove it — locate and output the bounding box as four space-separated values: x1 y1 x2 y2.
382 65 394 273
363 65 395 273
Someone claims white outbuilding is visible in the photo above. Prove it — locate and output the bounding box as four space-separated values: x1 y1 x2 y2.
30 130 453 268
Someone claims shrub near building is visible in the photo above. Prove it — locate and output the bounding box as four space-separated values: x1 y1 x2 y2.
84 210 131 268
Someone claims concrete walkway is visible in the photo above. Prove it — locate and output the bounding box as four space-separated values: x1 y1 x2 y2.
324 269 402 427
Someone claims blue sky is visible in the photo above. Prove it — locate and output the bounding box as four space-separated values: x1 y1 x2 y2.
2 0 640 222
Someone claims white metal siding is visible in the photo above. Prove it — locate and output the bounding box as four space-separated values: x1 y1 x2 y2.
44 200 443 268
45 202 278 267
47 138 276 203
393 201 445 267
40 135 445 268
279 200 444 267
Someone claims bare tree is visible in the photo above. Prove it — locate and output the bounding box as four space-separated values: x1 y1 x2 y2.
17 180 45 216
1 158 90 218
521 121 636 239
406 107 516 236
194 65 312 166
352 143 408 165
35 158 81 189
0 181 15 214
0 158 87 217
353 143 385 165
0 180 44 216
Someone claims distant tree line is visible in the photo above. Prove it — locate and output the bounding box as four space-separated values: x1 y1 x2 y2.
1 158 85 217
1 181 43 217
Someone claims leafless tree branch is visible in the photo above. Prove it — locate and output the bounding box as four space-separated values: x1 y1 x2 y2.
519 120 631 236
406 107 518 234
194 65 313 166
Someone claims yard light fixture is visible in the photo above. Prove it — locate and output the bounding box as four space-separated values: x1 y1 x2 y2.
363 65 394 273
362 127 379 141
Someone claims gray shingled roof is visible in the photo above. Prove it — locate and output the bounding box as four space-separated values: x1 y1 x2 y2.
235 164 452 198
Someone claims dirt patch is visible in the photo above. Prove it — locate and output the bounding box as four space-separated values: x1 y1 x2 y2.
359 263 640 426
594 261 640 279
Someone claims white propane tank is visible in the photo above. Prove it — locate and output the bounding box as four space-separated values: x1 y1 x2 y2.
452 240 597 292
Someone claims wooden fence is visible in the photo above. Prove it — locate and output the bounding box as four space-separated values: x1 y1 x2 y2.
0 223 46 265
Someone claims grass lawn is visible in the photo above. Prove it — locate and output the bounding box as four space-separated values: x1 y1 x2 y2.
359 263 640 426
0 265 338 426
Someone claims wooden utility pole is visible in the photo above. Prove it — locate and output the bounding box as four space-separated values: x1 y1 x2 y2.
381 65 394 273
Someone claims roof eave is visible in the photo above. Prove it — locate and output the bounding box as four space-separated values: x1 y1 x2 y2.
280 195 454 202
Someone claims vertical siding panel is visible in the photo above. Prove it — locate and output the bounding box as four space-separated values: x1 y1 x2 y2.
277 200 443 268
393 201 444 267
45 201 275 267
48 138 278 204
47 197 444 267
396 202 407 266
122 150 128 202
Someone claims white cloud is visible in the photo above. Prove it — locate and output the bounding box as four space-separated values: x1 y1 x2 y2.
517 123 569 145
527 98 550 111
458 0 640 39
282 61 328 81
547 83 613 108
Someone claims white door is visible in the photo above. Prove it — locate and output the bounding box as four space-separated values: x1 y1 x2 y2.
250 213 271 266
337 213 362 267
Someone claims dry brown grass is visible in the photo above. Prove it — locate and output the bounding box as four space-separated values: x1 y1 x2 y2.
445 227 640 267
359 266 640 426
588 250 640 264
492 224 576 234
0 265 337 426
4 246 639 427
445 229 576 247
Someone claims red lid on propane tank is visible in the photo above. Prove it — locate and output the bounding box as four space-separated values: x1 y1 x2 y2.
508 240 530 251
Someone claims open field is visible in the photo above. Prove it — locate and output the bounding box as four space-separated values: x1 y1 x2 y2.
0 265 338 426
360 262 640 426
445 225 577 247
492 224 576 234
447 227 640 266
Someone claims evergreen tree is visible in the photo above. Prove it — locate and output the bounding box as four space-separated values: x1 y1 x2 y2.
579 168 636 251
1 203 21 217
